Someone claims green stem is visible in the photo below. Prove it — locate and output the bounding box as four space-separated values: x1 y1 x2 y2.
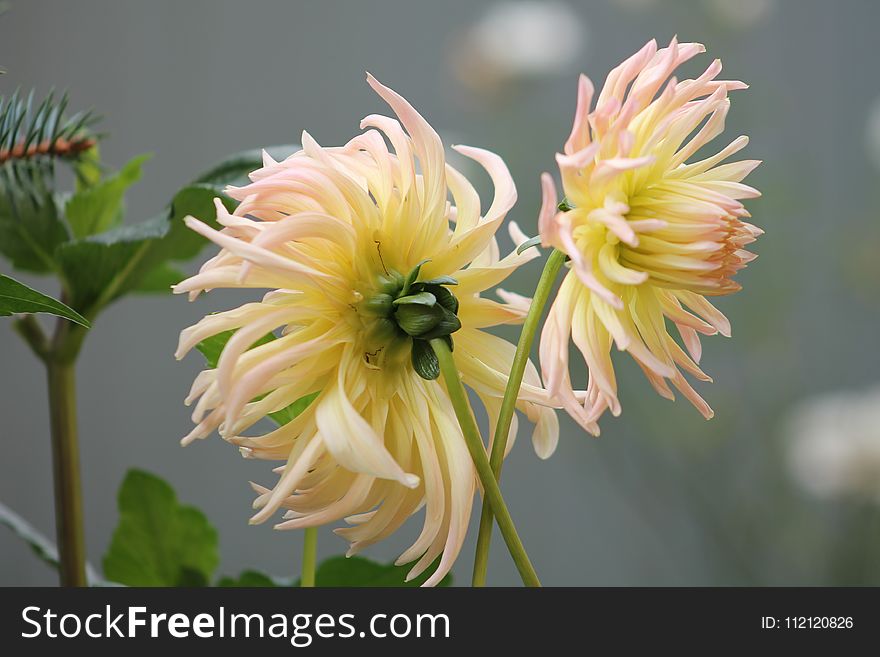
13 314 50 363
301 527 318 587
16 312 90 587
472 249 565 587
45 356 87 587
430 338 541 587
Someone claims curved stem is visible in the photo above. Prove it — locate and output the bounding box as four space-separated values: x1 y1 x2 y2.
472 249 565 587
430 338 541 587
13 315 50 363
301 527 318 587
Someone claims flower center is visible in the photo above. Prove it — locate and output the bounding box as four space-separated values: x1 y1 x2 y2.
357 260 461 380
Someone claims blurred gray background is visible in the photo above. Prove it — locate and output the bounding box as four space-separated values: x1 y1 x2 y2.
2 0 879 586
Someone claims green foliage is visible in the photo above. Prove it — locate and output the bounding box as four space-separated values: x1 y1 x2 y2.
411 338 441 380
133 262 187 293
0 501 104 585
103 469 219 587
65 154 149 238
55 185 235 316
6 466 453 587
0 91 98 273
0 184 68 272
195 329 275 369
0 273 89 326
0 500 63 573
0 89 291 326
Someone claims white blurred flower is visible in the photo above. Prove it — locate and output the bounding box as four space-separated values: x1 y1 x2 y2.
451 1 586 94
866 96 880 171
784 385 880 504
704 0 775 29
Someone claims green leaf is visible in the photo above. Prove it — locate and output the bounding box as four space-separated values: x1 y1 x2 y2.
55 184 234 315
0 500 62 572
361 292 394 316
196 329 318 425
297 556 451 587
392 291 436 307
400 258 430 296
74 144 102 190
193 144 299 187
394 303 446 337
65 153 150 238
195 328 275 369
411 338 440 380
0 273 89 326
425 284 459 314
217 570 279 587
268 391 320 426
420 275 457 286
0 500 104 585
416 305 461 341
176 567 210 587
132 262 185 293
102 469 219 587
0 188 68 272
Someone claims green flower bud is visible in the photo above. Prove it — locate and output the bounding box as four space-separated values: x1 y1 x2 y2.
394 303 443 337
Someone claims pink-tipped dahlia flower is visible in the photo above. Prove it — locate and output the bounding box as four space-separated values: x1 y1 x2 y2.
538 38 762 434
174 75 557 585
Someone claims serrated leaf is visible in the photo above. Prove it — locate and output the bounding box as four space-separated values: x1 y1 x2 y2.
392 291 436 307
196 329 318 426
411 339 440 380
0 273 89 326
65 153 150 238
0 187 68 272
103 469 219 587
55 185 235 315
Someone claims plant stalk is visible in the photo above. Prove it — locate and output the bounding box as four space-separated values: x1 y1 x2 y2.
472 248 565 586
301 527 318 587
45 357 87 586
430 338 541 587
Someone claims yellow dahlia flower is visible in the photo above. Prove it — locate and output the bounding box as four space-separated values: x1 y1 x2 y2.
174 75 557 585
538 38 762 434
